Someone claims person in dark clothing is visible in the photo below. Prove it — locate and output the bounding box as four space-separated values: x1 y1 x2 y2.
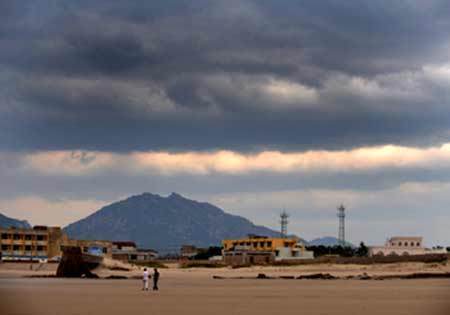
153 268 160 291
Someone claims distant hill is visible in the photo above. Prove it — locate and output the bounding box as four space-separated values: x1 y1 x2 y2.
308 236 354 247
0 212 31 229
64 193 296 252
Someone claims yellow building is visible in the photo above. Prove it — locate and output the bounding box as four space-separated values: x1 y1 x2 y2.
222 235 297 252
222 235 314 265
0 226 69 261
0 225 113 261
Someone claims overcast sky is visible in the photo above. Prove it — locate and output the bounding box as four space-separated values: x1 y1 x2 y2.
1 1 450 246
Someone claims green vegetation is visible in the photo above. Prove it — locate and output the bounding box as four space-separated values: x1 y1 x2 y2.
192 246 223 260
306 242 369 258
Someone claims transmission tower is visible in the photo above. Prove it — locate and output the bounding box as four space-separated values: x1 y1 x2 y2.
337 204 346 246
280 211 289 238
337 204 345 246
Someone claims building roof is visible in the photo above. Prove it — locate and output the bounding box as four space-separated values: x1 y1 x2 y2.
112 241 137 247
388 236 422 241
137 248 158 253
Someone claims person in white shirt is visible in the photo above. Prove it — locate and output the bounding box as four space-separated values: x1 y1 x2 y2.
142 268 149 291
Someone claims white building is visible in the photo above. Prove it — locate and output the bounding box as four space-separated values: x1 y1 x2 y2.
368 236 447 257
274 242 314 261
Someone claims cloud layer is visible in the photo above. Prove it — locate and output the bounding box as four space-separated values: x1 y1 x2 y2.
18 143 450 176
1 1 450 151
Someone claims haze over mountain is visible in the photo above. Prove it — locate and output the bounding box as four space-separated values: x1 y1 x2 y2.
64 193 291 252
0 212 31 229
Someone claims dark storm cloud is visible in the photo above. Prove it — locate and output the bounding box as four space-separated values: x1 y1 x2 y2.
1 0 450 152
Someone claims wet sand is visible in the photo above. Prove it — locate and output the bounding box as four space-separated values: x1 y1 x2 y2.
1 274 450 315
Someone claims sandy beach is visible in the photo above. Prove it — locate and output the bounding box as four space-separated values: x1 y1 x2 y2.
1 262 450 315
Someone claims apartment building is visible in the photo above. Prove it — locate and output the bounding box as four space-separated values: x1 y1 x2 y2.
0 226 68 261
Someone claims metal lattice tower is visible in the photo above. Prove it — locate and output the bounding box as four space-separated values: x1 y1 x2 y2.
337 204 346 246
280 211 289 238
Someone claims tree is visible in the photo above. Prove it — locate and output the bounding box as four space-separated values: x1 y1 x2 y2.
356 242 368 257
192 246 222 260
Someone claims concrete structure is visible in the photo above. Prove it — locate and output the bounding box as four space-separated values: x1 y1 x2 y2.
368 236 447 257
222 235 313 265
70 239 113 258
0 225 112 262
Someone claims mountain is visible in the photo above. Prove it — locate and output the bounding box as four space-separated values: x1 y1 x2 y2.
308 236 354 247
64 192 289 252
0 212 31 229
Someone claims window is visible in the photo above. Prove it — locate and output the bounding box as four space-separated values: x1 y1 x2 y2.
37 235 46 241
398 242 402 246
284 242 290 247
404 242 408 247
13 245 21 250
1 245 10 250
83 247 88 253
259 242 265 248
267 241 272 247
1 233 8 239
25 235 32 240
102 247 107 254
25 245 32 251
417 242 420 247
13 234 21 240
410 242 414 247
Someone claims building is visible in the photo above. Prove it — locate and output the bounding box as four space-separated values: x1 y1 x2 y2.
112 241 158 263
0 226 68 261
223 247 274 265
180 245 200 258
222 235 313 265
368 236 447 257
0 225 112 262
275 244 314 261
112 241 137 252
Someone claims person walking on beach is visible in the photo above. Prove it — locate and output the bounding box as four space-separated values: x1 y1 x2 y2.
142 268 149 291
153 268 160 291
